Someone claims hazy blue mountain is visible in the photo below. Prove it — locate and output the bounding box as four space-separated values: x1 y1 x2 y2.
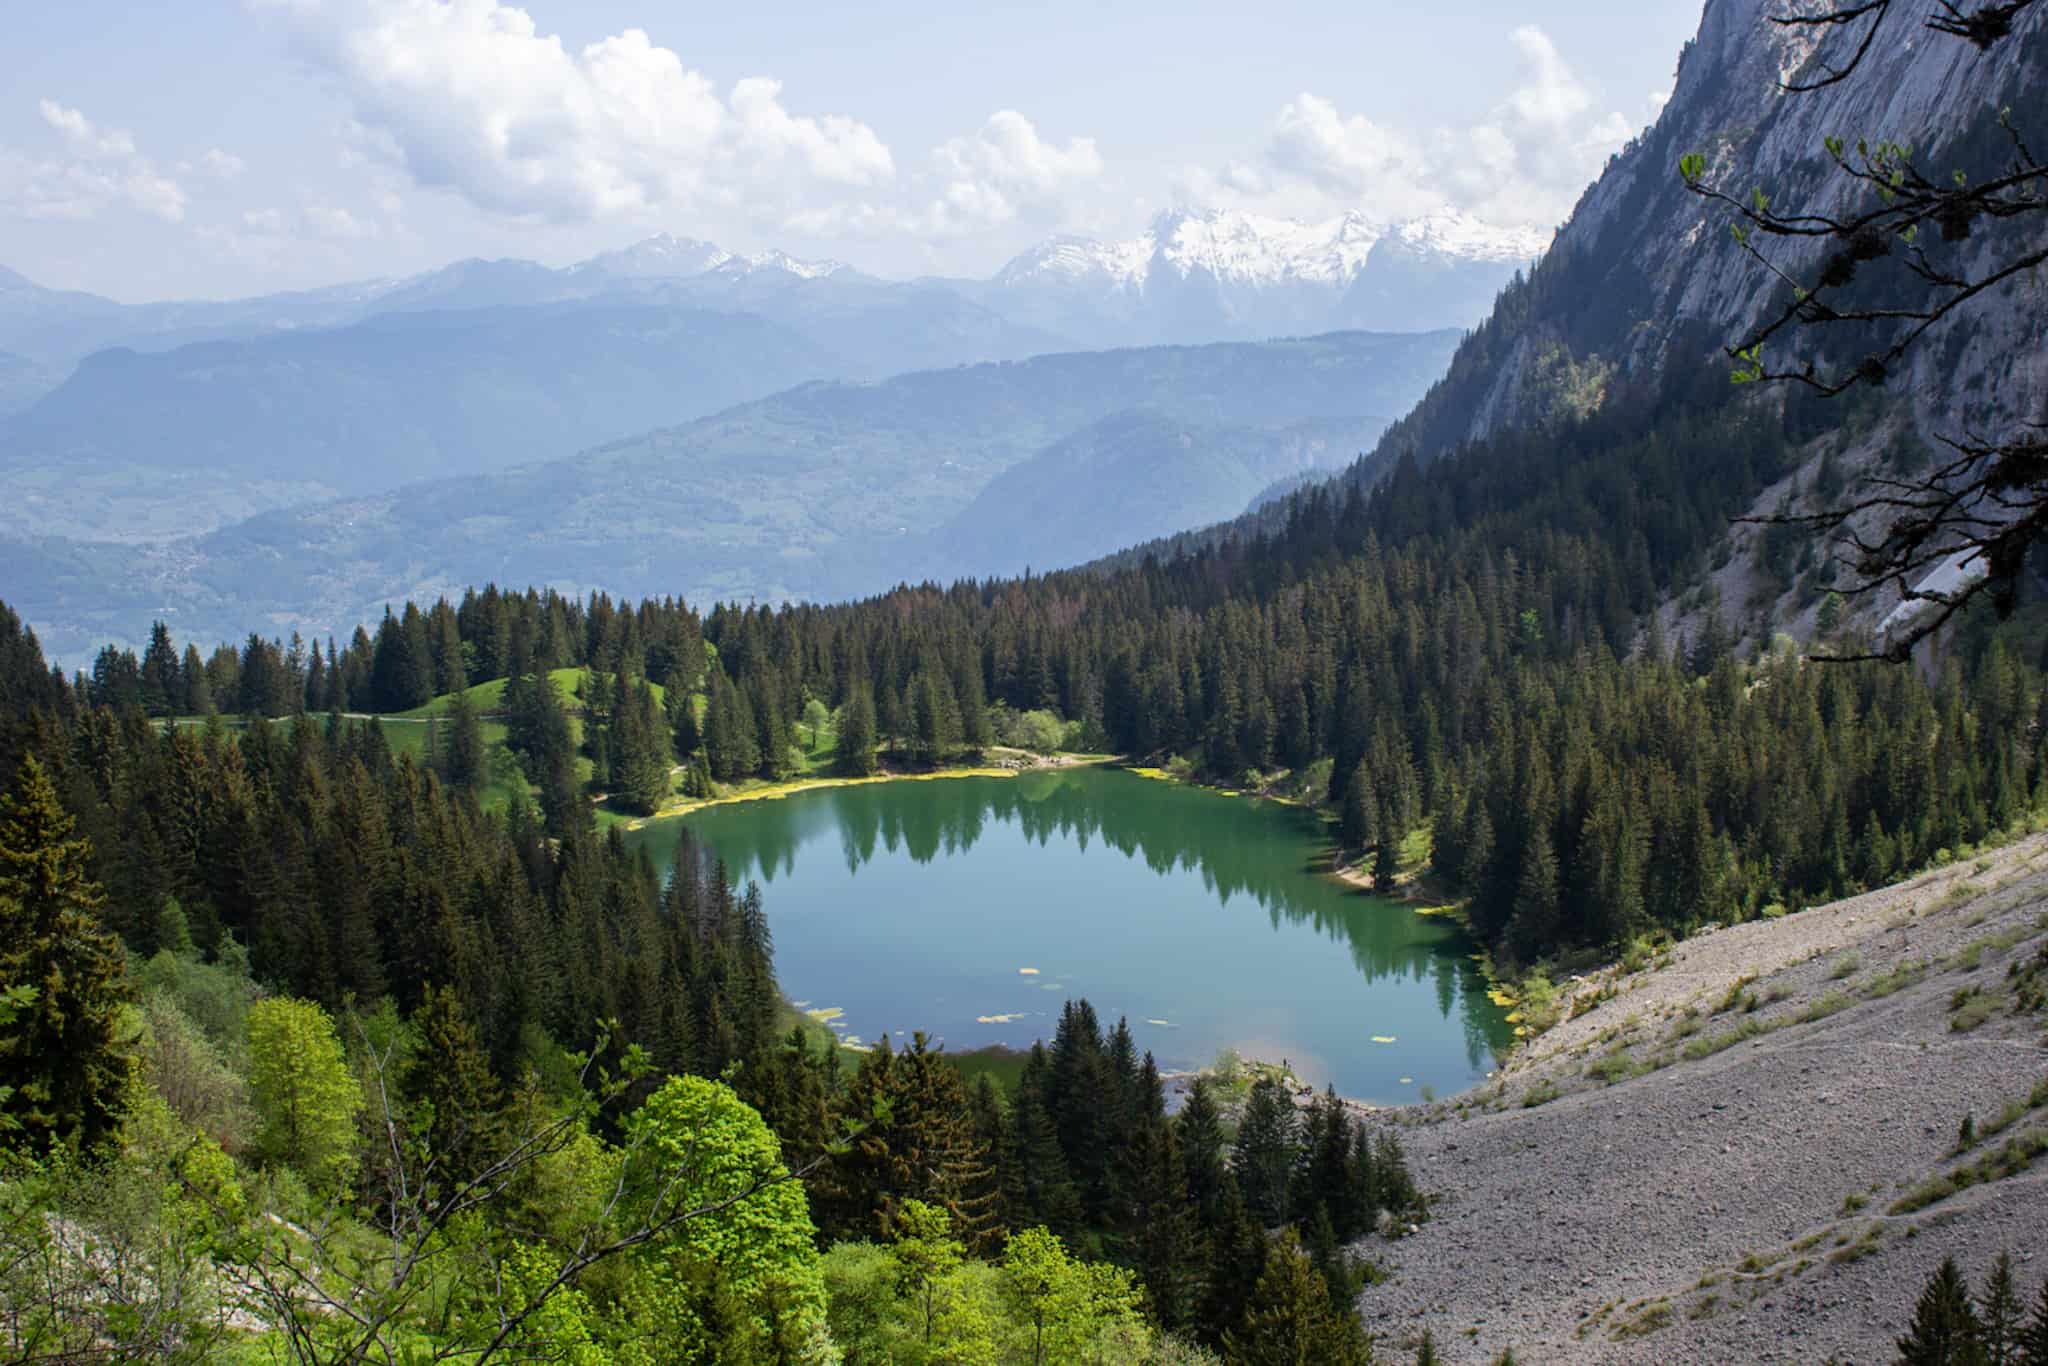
11 329 1459 663
0 305 845 541
921 411 1386 581
0 350 56 416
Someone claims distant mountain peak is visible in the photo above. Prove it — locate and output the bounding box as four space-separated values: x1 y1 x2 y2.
994 206 1545 298
572 233 732 279
713 250 846 281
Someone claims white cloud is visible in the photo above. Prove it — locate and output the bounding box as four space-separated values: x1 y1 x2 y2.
38 100 138 159
1 101 187 222
255 0 894 225
1207 25 1645 231
928 110 1103 230
305 202 372 238
199 148 247 178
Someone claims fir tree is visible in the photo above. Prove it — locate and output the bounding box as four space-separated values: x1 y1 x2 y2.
0 755 130 1150
1981 1253 2024 1366
1224 1229 1374 1366
1232 1075 1297 1227
1898 1258 1986 1366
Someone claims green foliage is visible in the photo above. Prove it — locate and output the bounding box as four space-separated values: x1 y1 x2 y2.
616 1074 831 1364
245 997 363 1190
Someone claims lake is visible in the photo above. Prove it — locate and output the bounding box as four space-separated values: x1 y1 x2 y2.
625 765 1510 1102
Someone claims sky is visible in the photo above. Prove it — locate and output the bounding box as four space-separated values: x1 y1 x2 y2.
0 0 1704 301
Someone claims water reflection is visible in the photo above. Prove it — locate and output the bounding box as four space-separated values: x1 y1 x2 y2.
629 767 1510 1094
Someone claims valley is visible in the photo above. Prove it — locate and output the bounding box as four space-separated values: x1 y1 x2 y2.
2 0 2044 1360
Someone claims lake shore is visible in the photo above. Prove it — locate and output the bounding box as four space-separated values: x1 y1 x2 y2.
623 748 1113 829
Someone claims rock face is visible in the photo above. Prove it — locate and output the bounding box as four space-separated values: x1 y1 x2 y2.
1370 0 2048 464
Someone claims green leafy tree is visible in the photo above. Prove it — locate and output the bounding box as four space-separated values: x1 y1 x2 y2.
801 697 832 754
617 1074 832 1364
0 754 130 1150
246 996 364 1189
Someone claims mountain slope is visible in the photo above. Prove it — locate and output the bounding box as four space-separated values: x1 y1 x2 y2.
0 305 845 541
10 329 1458 661
925 411 1387 581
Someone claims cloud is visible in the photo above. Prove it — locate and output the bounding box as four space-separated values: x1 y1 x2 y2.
200 148 247 178
38 100 138 159
1210 25 1645 230
1 101 187 222
255 0 894 224
928 110 1103 230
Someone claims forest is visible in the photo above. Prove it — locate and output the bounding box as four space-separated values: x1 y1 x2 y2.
7 344 2046 1362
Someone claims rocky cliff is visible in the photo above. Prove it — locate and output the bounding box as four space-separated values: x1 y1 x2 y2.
1373 0 2047 465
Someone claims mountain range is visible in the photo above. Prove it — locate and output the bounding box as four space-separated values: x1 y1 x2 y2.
5 329 1457 663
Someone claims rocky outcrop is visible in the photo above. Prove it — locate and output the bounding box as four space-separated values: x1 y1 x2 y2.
1371 0 2047 464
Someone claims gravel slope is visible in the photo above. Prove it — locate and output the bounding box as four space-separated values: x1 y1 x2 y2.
1354 832 2048 1363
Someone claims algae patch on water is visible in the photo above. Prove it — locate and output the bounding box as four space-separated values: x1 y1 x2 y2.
977 1012 1029 1024
1370 1035 1397 1044
805 1006 844 1024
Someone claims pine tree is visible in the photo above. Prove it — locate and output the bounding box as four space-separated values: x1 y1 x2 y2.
0 755 130 1150
2018 1276 2048 1365
835 684 878 776
1197 1177 1267 1349
1898 1257 1986 1366
442 687 486 790
1232 1075 1297 1227
1980 1254 2024 1366
139 621 180 717
1223 1229 1373 1366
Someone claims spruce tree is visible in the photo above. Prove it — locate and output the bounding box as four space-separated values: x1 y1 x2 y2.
1981 1253 2024 1366
836 686 879 776
0 755 130 1150
2018 1276 2048 1365
1898 1257 1986 1366
1232 1075 1297 1227
1223 1229 1373 1366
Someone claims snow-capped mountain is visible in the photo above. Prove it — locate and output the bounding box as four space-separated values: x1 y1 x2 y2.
567 233 732 280
981 208 1547 343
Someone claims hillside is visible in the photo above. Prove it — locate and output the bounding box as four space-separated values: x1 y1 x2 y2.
928 412 1386 581
0 305 843 541
10 329 1458 664
1364 833 2048 1362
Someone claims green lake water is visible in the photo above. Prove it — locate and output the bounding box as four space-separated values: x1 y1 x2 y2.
625 766 1510 1102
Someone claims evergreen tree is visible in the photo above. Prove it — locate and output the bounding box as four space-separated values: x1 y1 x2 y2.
1898 1258 1986 1366
1223 1229 1374 1366
2018 1276 2048 1365
139 621 180 717
1232 1075 1297 1227
1981 1253 2024 1366
0 755 130 1150
442 687 486 791
836 684 879 776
